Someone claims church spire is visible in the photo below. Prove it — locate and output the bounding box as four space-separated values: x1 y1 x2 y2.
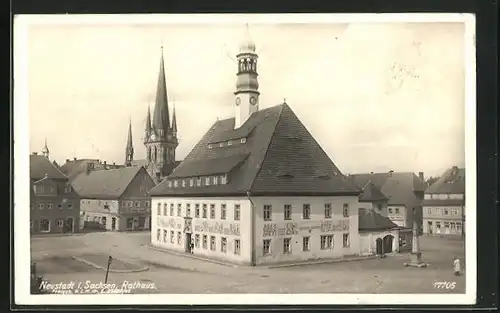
152 46 170 137
144 105 151 144
125 117 134 166
42 138 50 159
172 102 177 135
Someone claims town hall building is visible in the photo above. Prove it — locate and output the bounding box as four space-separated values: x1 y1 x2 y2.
148 32 376 266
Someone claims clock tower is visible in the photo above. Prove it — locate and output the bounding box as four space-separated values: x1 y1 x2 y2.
143 46 179 184
234 25 260 129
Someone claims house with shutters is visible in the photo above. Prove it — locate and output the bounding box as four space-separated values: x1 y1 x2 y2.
422 166 465 236
30 144 81 234
72 166 155 231
148 32 368 266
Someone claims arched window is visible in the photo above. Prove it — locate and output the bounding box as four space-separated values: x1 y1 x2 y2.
154 146 157 162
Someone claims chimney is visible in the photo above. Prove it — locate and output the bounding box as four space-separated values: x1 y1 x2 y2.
73 157 77 161
418 172 424 181
104 161 107 168
388 170 394 176
33 152 38 155
370 172 374 175
65 159 69 163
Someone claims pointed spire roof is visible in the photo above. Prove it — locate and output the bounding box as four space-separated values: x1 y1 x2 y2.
126 117 133 151
41 138 49 155
152 45 170 134
239 23 256 54
172 102 177 133
146 105 152 132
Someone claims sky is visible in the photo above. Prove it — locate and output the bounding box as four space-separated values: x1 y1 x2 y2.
26 17 467 178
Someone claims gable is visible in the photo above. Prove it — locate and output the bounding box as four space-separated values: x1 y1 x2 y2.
426 167 465 194
121 167 156 198
30 154 68 180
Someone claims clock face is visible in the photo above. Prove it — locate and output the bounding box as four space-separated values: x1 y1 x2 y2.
250 97 257 105
150 133 156 141
235 97 241 106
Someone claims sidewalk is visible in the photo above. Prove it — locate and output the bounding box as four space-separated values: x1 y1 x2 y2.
31 232 87 239
147 244 241 268
266 254 379 268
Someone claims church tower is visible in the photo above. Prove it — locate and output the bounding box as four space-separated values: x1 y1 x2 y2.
41 138 50 159
144 46 179 183
125 118 134 167
234 25 260 129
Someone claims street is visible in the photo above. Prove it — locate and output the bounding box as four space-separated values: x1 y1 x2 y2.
31 232 466 294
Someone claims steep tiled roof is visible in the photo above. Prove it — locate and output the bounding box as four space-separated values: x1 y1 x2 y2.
71 166 144 199
358 182 388 202
30 154 68 180
150 103 361 197
61 159 124 181
425 167 465 194
349 172 425 208
358 208 400 231
131 159 150 167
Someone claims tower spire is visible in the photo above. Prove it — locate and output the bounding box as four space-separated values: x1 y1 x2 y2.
125 117 134 166
172 101 178 135
144 104 151 144
152 46 170 137
42 138 50 159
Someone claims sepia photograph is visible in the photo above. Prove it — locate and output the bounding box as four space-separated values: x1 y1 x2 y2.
14 13 476 305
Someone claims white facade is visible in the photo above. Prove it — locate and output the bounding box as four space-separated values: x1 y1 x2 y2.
423 205 464 235
359 230 400 256
387 205 407 227
150 195 360 265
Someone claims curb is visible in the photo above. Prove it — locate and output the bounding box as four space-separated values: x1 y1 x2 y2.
31 233 86 238
266 255 379 269
72 256 149 273
147 245 242 268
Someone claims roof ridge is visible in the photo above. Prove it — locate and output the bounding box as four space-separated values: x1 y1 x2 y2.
247 104 286 192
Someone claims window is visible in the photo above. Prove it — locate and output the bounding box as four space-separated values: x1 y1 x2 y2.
58 204 62 209
388 208 393 214
189 179 194 187
177 232 181 245
170 231 175 243
444 209 449 215
263 239 271 255
395 208 400 214
196 177 202 186
428 208 432 215
157 229 161 241
456 222 462 233
177 204 182 216
221 175 227 184
56 219 64 228
450 222 456 231
213 176 219 185
195 204 200 218
221 237 227 253
234 204 241 221
186 204 191 217
241 138 247 144
343 233 350 247
174 180 178 188
65 186 72 193
195 234 200 247
221 204 227 220
205 177 211 186
324 203 332 218
168 181 172 188
343 204 349 217
102 216 107 225
303 237 310 251
436 222 441 229
210 236 216 251
170 203 174 216
163 203 168 215
263 205 272 221
47 203 53 210
202 204 207 218
210 204 216 219
163 229 168 242
182 180 186 187
283 204 292 220
38 203 44 210
303 204 311 219
283 238 292 254
135 201 140 207
227 140 233 146
320 235 334 250
39 219 50 232
219 142 224 148
202 235 208 249
208 144 213 149
68 202 73 209
234 239 241 255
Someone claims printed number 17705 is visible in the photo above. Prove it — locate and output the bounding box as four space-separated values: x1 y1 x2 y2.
433 281 456 289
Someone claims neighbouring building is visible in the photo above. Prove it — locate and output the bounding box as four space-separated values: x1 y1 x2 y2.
348 171 426 231
71 166 156 231
354 179 413 252
148 31 371 266
30 143 81 234
60 158 123 182
422 166 465 236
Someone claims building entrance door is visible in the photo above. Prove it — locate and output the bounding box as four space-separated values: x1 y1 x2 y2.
65 218 74 233
185 233 192 253
111 217 116 230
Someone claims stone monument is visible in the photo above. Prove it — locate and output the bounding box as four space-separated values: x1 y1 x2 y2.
404 209 428 268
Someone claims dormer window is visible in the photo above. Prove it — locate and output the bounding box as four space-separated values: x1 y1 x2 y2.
168 181 172 188
196 177 202 186
189 179 194 187
227 140 233 146
240 138 247 144
205 177 211 185
65 186 72 193
174 180 179 188
182 180 186 187
213 176 219 185
219 142 224 148
208 144 213 150
221 174 228 184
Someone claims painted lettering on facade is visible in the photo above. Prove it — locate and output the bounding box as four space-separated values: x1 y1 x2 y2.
193 221 240 236
157 217 178 229
263 222 298 237
320 220 349 232
263 223 277 237
263 220 349 237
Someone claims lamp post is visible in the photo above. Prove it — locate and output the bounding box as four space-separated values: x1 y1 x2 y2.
104 256 113 284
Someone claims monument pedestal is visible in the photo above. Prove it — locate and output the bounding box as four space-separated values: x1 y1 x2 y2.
404 252 428 268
